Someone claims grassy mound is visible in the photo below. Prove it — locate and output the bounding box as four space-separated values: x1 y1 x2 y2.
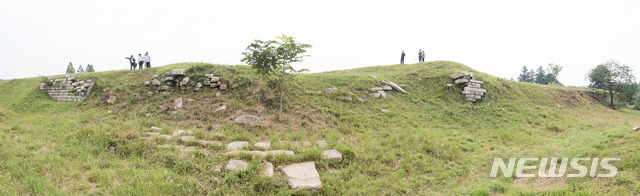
0 61 639 195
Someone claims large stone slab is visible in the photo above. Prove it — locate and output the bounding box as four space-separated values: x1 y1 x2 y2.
172 130 192 136
227 150 295 157
171 69 186 76
225 159 248 172
282 162 322 189
151 79 161 86
384 81 406 94
227 141 249 151
469 79 483 84
369 87 383 92
266 150 294 156
254 142 271 150
163 76 175 82
454 78 469 84
262 162 274 177
174 98 183 109
322 150 343 162
377 91 388 99
234 115 261 124
180 77 190 86
449 71 472 79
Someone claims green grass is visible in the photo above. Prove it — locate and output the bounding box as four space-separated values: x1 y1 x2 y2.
1 61 639 195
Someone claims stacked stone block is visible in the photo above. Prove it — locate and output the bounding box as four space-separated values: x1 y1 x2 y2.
144 69 228 92
39 75 96 102
199 73 227 92
450 71 486 103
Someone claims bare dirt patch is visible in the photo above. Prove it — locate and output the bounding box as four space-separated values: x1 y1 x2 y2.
547 89 597 108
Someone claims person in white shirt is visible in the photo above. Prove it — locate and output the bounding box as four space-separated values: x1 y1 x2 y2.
137 53 145 69
145 52 151 68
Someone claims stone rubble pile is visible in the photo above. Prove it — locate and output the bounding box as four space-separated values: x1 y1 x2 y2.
39 75 96 102
369 80 407 99
449 71 487 102
143 69 228 93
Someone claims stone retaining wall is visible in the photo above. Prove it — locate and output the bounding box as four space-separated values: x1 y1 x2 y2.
39 75 96 102
450 71 486 103
144 69 228 92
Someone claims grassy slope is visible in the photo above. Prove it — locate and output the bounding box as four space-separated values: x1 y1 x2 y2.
0 61 639 195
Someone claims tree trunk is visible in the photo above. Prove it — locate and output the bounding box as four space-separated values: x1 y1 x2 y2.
609 89 616 110
279 64 285 120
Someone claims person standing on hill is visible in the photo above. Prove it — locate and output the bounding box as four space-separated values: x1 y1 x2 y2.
138 54 145 69
144 52 151 68
421 50 425 62
400 50 405 64
418 49 422 62
125 55 136 70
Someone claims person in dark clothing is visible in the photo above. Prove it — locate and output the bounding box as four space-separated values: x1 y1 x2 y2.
400 50 405 64
418 49 422 62
137 54 144 69
125 55 136 70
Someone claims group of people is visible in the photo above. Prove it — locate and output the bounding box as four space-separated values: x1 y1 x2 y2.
399 49 426 64
125 52 151 70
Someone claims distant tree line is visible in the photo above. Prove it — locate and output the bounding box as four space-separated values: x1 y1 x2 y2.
66 62 95 74
517 63 563 85
517 61 640 110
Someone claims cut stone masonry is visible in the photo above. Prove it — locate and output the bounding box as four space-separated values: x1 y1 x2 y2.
39 75 96 102
144 69 228 92
450 71 486 103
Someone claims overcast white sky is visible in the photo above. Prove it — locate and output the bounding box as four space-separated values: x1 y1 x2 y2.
1 0 639 86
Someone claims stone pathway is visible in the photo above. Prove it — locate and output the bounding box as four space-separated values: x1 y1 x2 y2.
142 126 345 190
